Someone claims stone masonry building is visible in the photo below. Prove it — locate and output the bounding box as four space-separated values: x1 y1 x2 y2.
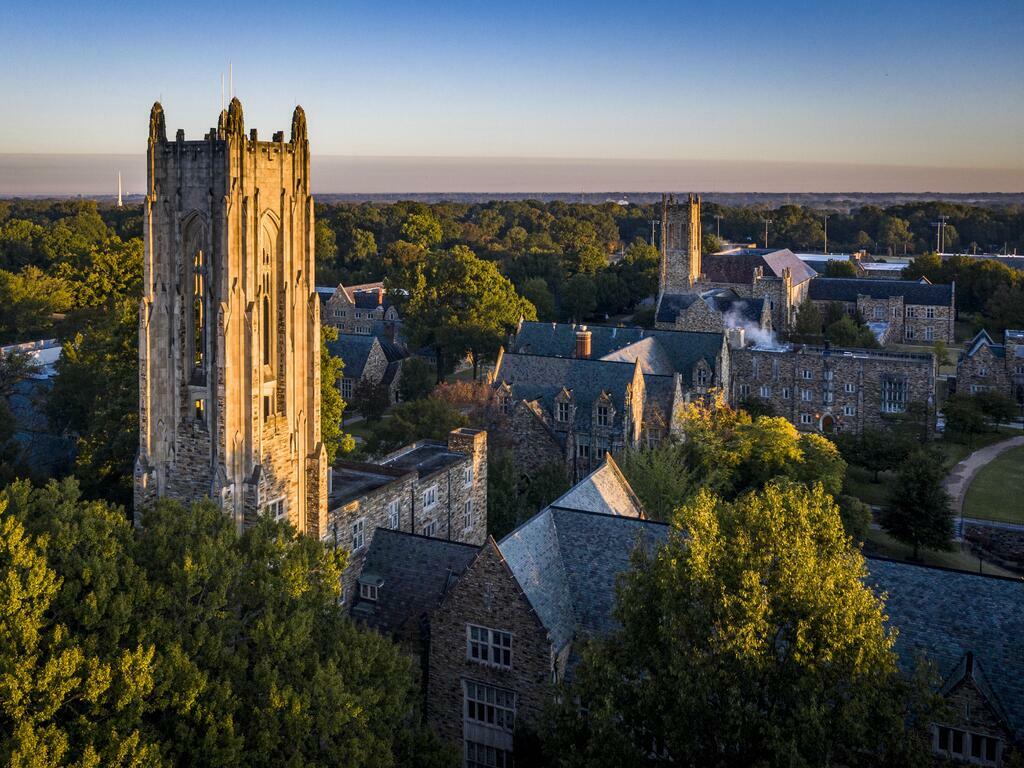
134 99 326 536
957 329 1024 404
807 277 956 345
326 427 487 601
326 332 408 406
729 340 937 435
319 281 401 336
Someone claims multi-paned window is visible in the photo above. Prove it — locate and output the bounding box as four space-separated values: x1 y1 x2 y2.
924 326 934 341
194 398 205 423
351 518 366 550
596 404 610 427
464 681 515 732
358 581 378 601
423 485 438 509
263 498 285 522
557 401 570 422
926 306 936 319
802 368 813 380
759 385 771 399
467 625 512 668
386 500 400 530
934 725 999 765
465 741 512 768
843 405 856 417
801 388 812 402
341 378 353 399
881 376 909 413
738 383 750 398
845 382 857 394
463 499 474 531
800 413 813 425
696 368 709 387
464 465 473 487
905 326 916 340
906 306 916 318
781 386 791 399
576 442 590 458
423 520 437 538
595 439 608 460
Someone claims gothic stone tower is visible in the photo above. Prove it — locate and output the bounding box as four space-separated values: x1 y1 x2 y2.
134 99 327 538
658 193 702 296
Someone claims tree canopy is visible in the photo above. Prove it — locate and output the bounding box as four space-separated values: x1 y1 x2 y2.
543 481 935 767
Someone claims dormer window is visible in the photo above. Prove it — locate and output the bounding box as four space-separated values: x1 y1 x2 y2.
557 402 570 422
596 405 610 427
358 574 383 602
696 368 709 387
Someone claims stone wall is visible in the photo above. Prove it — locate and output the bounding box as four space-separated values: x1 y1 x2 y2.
730 345 936 435
426 541 553 757
958 345 1015 398
135 100 324 535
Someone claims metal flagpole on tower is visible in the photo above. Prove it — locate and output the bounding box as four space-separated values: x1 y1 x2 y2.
117 172 123 208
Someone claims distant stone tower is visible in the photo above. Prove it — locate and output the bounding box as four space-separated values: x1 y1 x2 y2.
658 193 702 296
134 99 327 538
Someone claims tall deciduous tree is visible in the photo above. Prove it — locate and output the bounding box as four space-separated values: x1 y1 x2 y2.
402 246 536 381
321 325 355 464
883 448 953 559
545 482 931 767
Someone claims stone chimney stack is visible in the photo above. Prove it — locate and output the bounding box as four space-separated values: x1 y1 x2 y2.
376 286 384 305
576 326 592 359
727 327 747 349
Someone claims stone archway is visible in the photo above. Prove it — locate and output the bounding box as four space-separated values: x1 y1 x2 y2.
819 413 836 434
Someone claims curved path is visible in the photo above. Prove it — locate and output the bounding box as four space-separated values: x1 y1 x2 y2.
944 435 1024 518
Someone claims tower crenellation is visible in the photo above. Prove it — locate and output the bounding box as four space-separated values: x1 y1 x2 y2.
135 99 327 538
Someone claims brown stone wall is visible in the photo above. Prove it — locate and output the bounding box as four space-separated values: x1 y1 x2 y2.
958 345 1014 398
508 401 565 481
730 345 936 435
666 299 725 333
903 303 954 344
933 679 1017 765
426 543 553 754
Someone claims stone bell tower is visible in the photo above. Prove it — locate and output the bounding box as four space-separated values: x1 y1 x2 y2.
134 98 327 538
658 192 702 296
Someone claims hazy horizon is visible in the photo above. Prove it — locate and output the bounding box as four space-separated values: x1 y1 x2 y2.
2 153 1021 197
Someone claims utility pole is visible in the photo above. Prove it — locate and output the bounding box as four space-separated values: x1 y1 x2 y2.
714 214 724 239
931 215 950 253
823 213 830 255
762 218 772 249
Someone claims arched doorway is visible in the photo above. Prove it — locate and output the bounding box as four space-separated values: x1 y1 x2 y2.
819 414 836 434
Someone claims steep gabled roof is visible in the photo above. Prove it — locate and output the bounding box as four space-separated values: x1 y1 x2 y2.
963 329 1005 359
511 321 723 381
326 333 378 378
808 277 953 306
548 455 644 519
352 528 478 636
499 508 670 652
599 336 675 375
492 352 639 430
866 557 1024 739
703 248 816 286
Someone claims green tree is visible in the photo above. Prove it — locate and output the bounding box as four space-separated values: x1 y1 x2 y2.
883 448 953 559
548 481 928 767
563 245 606 275
700 232 723 255
837 427 913 482
878 216 913 256
826 313 879 348
486 450 520 540
401 246 536 381
614 441 693 522
943 394 988 445
519 277 556 321
364 397 468 456
321 326 356 463
824 259 858 277
561 273 597 321
315 219 340 283
397 356 436 402
973 390 1017 426
0 266 75 343
354 378 391 422
400 212 443 250
792 298 823 340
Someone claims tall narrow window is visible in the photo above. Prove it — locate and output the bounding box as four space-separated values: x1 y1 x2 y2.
262 294 271 366
192 249 205 371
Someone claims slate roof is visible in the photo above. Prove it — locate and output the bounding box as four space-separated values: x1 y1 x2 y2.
808 277 953 306
547 456 644 519
511 322 723 381
866 558 1024 739
655 288 766 326
964 329 1004 359
498 508 670 652
703 248 817 286
326 334 376 378
492 353 639 430
599 336 676 375
351 528 478 636
655 294 699 324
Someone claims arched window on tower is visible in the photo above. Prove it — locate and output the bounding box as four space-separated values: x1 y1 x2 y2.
262 245 273 369
192 249 205 372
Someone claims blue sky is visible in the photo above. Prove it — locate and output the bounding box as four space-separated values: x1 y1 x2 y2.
1 0 1022 174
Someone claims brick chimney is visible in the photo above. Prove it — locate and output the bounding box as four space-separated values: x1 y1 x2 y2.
575 326 592 359
376 286 384 305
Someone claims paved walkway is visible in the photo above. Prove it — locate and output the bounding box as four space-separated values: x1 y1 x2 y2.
944 435 1024 517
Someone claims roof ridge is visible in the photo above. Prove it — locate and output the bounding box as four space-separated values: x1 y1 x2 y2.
865 554 1023 583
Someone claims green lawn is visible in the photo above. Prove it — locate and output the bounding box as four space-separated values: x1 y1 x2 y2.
843 429 1014 510
963 445 1024 524
864 527 1017 577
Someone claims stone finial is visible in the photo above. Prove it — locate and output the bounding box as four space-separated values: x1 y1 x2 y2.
225 97 244 136
291 105 307 143
149 102 167 144
217 109 229 134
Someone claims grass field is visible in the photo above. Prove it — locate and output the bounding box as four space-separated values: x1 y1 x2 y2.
963 445 1024 524
843 429 1014 510
864 527 1017 577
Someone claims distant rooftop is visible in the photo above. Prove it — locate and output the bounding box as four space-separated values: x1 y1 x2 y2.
379 440 466 479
